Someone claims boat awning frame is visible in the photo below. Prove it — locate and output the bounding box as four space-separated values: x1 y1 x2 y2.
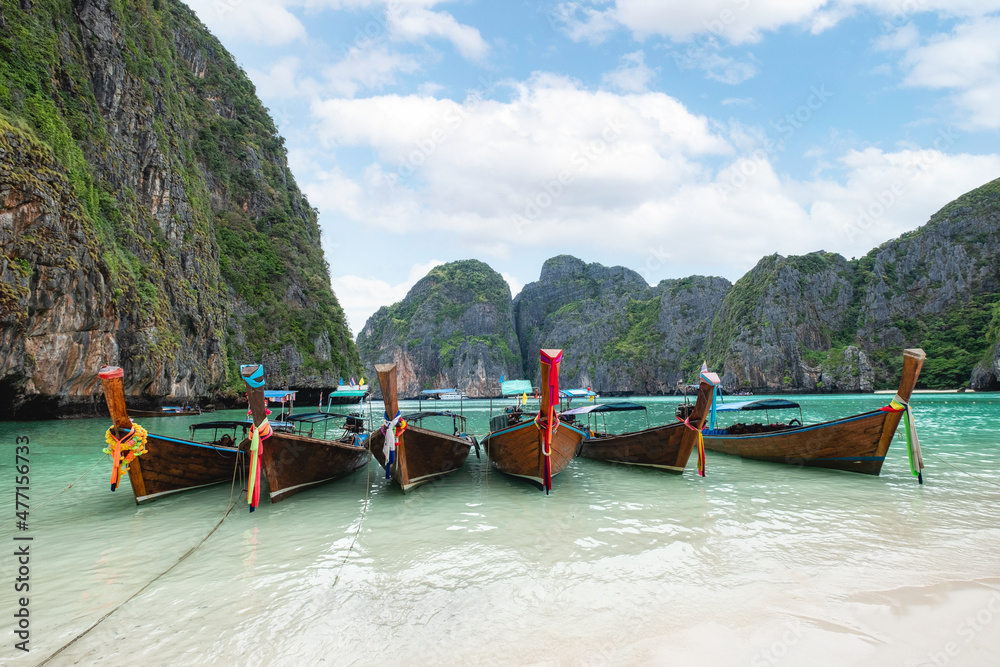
716 398 801 412
560 402 647 416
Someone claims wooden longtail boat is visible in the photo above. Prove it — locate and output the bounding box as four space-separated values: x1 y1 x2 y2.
482 349 586 492
98 366 243 504
702 348 926 476
574 375 716 473
366 363 475 493
241 365 370 504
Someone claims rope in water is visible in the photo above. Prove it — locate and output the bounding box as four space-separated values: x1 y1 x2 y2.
921 450 1000 491
38 450 244 665
0 455 106 530
333 441 373 588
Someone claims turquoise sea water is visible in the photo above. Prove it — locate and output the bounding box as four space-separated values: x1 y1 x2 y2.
2 393 1000 665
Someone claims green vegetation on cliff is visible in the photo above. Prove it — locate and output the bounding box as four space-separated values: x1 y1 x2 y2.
357 260 522 397
0 0 357 400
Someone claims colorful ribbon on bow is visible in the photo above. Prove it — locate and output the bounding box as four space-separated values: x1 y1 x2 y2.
880 394 924 484
536 349 563 494
683 415 706 477
247 413 272 511
103 422 149 491
381 411 407 479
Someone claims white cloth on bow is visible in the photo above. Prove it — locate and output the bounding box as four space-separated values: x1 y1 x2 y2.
383 412 402 462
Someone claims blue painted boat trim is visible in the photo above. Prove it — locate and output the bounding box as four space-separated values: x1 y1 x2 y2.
150 434 239 453
815 456 884 461
489 420 586 438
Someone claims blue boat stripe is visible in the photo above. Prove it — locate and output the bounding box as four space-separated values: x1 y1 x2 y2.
814 456 885 461
151 435 240 452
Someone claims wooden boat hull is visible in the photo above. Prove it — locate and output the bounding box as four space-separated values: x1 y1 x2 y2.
259 432 370 503
368 426 472 492
578 422 692 473
702 348 925 476
483 421 586 488
703 410 893 474
124 433 241 503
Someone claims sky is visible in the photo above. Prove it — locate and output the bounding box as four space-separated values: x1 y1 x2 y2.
185 0 1000 335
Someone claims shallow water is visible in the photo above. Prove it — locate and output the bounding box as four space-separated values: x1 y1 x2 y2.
2 393 999 666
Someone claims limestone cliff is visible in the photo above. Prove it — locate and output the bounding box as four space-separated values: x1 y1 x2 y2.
357 260 522 398
514 256 730 393
708 178 1000 391
0 0 358 418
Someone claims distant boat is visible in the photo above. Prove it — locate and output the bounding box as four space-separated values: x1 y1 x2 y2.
418 388 465 402
98 366 243 503
482 349 586 492
367 364 476 493
572 374 716 474
241 365 370 505
559 387 598 410
702 349 926 477
327 383 371 405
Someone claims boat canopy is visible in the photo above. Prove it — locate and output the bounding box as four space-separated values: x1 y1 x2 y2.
560 388 597 398
286 412 357 423
264 390 297 401
716 398 800 412
330 388 367 397
422 389 456 395
403 411 465 422
189 420 254 431
500 379 533 396
561 402 647 416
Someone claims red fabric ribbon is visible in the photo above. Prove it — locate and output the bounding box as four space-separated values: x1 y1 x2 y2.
538 350 563 493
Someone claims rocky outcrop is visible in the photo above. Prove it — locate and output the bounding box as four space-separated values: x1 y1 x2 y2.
0 0 358 418
357 260 522 398
355 177 998 396
708 178 1000 391
0 120 116 416
707 252 864 392
514 256 730 393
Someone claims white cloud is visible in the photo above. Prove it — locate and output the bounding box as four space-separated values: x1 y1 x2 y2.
245 57 307 99
553 1 1000 45
883 16 1000 129
304 72 999 286
333 260 445 335
602 50 656 92
324 46 422 97
388 6 489 60
186 0 307 46
549 3 619 44
501 272 524 298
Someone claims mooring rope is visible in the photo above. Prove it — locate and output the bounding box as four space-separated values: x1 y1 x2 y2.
38 449 245 665
921 450 1000 491
332 442 373 588
0 454 106 530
